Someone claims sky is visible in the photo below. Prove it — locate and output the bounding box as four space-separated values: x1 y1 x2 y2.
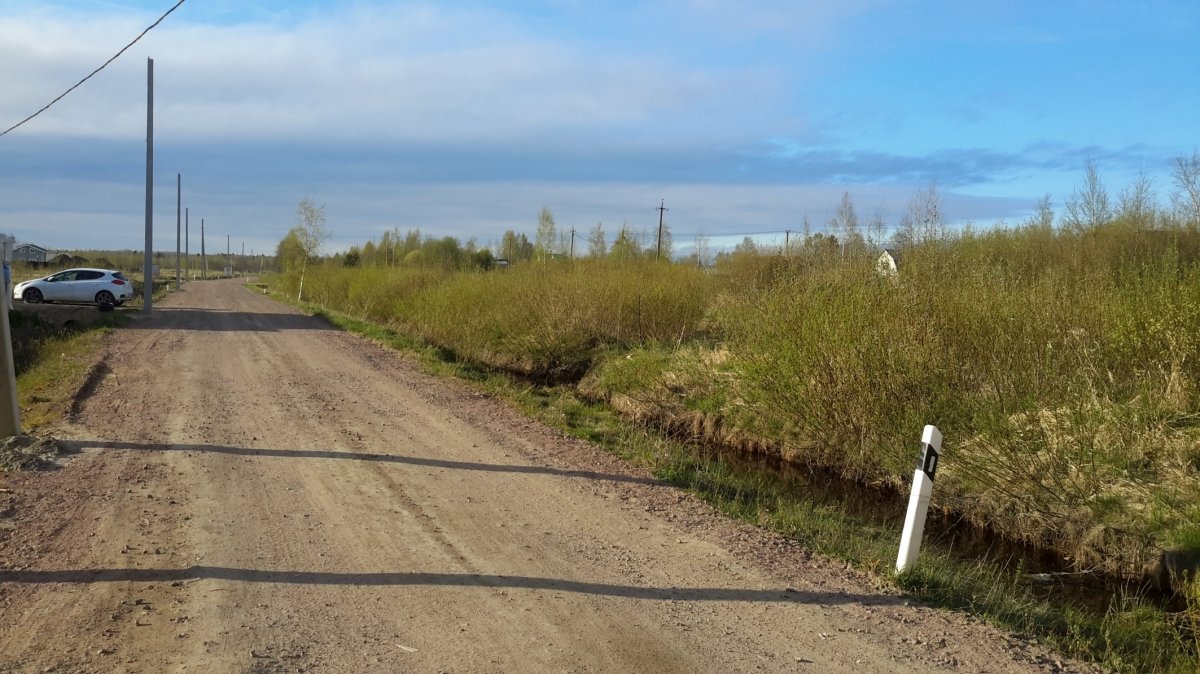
0 0 1197 256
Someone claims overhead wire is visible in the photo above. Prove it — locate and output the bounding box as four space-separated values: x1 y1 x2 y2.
0 0 187 139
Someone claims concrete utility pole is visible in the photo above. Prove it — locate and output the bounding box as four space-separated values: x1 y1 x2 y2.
175 173 181 290
0 234 21 437
201 218 207 279
569 227 575 259
185 207 189 281
655 199 669 262
226 234 231 277
143 57 154 312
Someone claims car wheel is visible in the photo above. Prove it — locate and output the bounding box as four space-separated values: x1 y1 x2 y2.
95 290 116 305
22 288 43 304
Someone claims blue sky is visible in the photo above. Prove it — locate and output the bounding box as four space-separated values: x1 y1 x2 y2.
1 0 1197 256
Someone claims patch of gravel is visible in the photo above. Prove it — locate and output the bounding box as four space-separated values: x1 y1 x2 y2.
0 433 74 471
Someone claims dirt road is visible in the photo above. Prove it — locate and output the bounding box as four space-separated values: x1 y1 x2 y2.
0 280 1081 673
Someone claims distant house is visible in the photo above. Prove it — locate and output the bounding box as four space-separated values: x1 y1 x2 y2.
13 243 48 263
876 248 901 277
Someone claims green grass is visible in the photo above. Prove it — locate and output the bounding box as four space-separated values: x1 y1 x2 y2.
11 311 126 430
285 260 715 382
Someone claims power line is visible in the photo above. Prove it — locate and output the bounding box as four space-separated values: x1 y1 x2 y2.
0 0 186 138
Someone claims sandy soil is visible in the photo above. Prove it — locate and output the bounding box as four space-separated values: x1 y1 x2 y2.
0 280 1091 673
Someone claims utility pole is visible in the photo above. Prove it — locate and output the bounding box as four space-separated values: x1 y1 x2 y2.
175 173 181 290
655 199 668 262
226 234 231 277
143 57 154 312
569 227 575 259
201 218 207 279
0 234 21 437
784 229 791 256
185 208 189 281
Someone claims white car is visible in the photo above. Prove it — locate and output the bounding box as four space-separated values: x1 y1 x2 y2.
13 268 134 306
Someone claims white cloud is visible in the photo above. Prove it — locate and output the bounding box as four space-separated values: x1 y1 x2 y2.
0 4 780 143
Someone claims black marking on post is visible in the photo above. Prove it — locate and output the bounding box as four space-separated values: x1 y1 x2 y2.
918 442 939 480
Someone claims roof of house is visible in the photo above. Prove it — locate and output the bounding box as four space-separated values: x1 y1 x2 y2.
15 243 48 252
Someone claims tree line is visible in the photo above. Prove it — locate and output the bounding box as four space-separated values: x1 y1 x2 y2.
276 151 1200 277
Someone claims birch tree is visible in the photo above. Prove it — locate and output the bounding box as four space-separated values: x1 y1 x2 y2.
294 197 329 301
1172 151 1200 228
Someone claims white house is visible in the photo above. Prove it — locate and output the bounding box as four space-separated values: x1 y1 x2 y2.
876 248 901 277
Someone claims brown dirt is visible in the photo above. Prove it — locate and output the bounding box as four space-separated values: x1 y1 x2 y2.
0 279 1095 673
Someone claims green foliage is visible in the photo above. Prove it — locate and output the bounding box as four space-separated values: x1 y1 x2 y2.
405 260 712 380
609 224 642 261
276 229 304 273
501 230 534 262
704 225 1200 574
13 312 124 429
470 247 495 270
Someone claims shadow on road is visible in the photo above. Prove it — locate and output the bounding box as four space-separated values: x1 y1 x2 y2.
0 566 897 605
123 307 335 332
61 440 662 486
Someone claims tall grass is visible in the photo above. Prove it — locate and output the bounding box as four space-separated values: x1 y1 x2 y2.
291 260 714 380
277 222 1200 576
706 225 1200 574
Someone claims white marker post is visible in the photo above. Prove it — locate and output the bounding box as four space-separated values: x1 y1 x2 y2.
896 424 942 574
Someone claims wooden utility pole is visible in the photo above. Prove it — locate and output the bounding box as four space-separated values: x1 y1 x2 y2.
655 199 669 262
569 227 575 259
143 57 154 312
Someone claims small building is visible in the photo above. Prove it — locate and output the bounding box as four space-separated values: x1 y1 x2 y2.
876 248 901 277
13 243 48 263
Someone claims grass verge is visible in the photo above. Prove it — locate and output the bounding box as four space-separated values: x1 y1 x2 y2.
12 311 126 430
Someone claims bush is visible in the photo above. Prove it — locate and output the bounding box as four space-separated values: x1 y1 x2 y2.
708 227 1200 574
